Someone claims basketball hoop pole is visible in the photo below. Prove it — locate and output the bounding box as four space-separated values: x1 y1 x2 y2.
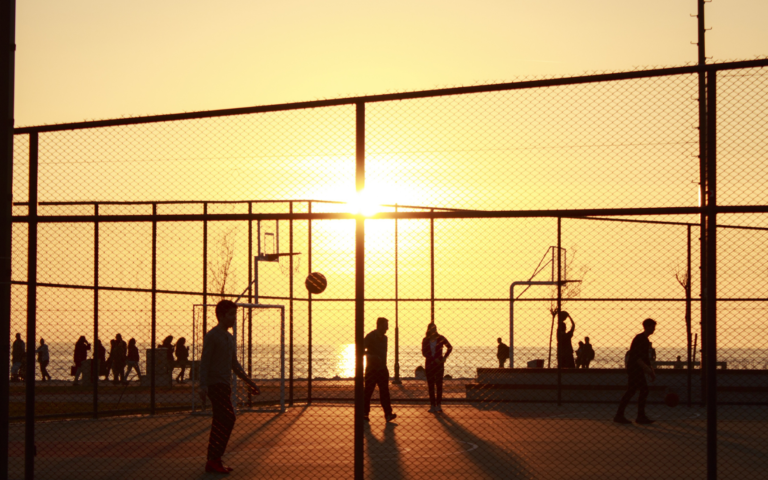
508 280 580 367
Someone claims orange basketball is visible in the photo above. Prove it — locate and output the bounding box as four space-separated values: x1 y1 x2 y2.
665 392 680 408
305 272 327 295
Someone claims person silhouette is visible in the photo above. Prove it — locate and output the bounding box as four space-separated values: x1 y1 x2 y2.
422 323 453 413
73 336 91 385
614 318 657 425
175 337 190 383
11 333 25 382
363 317 397 423
36 338 51 381
496 337 509 368
94 339 107 382
159 335 175 367
556 311 576 369
582 337 595 369
674 355 683 369
198 300 260 474
111 334 127 385
575 341 585 369
125 338 142 381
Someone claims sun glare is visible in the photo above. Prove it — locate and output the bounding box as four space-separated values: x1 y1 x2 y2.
347 188 383 216
346 184 416 216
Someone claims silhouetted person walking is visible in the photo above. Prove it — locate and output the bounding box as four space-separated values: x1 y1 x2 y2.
111 334 127 384
614 318 657 425
175 337 189 383
73 336 91 385
199 300 260 474
496 337 509 368
363 317 397 423
556 311 576 369
125 338 142 381
422 323 453 413
11 333 25 382
37 338 51 381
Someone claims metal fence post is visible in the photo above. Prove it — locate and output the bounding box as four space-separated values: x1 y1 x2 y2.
93 204 99 418
430 211 435 324
203 202 208 335
354 101 365 480
0 2 15 477
248 201 252 408
556 217 562 406
392 205 401 385
704 68 718 480
24 132 37 480
686 225 692 408
289 201 294 407
307 201 313 404
150 203 157 415
697 0 709 413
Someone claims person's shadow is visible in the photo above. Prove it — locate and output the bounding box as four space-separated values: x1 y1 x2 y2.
436 413 532 479
365 422 404 480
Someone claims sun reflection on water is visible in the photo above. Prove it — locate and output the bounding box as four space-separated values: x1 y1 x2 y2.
336 343 364 378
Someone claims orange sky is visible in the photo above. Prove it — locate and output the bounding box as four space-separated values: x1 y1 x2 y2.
15 0 768 127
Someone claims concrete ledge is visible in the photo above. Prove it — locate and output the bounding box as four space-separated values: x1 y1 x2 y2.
470 368 768 404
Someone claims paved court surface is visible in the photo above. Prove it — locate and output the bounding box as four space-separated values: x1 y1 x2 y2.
9 403 768 479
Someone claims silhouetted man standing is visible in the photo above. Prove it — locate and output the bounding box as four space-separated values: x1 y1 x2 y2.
363 317 397 422
11 333 25 382
614 318 657 425
199 300 261 474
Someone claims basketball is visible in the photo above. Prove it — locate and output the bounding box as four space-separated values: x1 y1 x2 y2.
305 272 327 295
665 392 680 408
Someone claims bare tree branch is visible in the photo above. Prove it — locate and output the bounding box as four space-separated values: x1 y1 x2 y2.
208 226 239 299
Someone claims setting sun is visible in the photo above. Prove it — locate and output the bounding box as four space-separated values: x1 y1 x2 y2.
345 182 419 216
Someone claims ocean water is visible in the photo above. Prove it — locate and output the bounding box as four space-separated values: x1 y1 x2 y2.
17 342 768 381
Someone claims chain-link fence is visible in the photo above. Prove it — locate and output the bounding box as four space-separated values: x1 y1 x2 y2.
5 59 768 479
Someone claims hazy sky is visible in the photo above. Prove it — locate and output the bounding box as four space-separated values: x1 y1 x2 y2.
15 0 768 127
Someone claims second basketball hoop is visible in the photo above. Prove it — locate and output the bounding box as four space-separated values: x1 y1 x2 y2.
305 272 328 295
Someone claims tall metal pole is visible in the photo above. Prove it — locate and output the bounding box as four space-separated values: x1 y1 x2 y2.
430 212 435 324
354 101 365 480
93 204 99 418
704 69 718 480
696 0 708 411
392 205 401 384
556 217 562 407
150 203 157 415
247 202 253 408
686 225 692 408
289 201 294 407
203 203 208 335
307 201 313 403
24 132 37 480
0 2 16 477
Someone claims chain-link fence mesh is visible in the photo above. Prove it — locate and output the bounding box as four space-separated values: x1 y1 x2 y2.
6 61 768 479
